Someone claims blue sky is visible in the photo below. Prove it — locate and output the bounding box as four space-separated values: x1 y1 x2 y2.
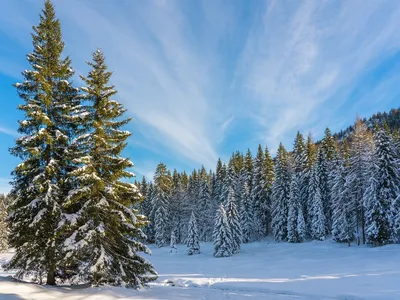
1 0 400 193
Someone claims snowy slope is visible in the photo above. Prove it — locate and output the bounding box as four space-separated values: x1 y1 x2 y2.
1 239 400 299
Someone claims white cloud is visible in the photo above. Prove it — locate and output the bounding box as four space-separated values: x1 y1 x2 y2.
236 0 400 147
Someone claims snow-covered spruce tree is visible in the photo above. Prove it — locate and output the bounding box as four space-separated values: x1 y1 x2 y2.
187 212 200 255
320 128 336 232
213 204 233 257
292 132 308 228
251 145 266 239
263 146 275 235
308 164 326 241
287 175 306 243
5 0 80 285
271 143 291 241
60 50 156 287
143 183 156 243
244 149 254 191
169 231 177 253
170 175 186 243
363 128 400 245
240 182 253 243
152 163 172 248
226 187 242 253
347 118 373 244
0 194 8 252
198 177 213 241
331 150 354 245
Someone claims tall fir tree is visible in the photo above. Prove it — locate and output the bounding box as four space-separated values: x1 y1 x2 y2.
226 187 242 253
240 182 253 243
187 212 200 255
364 128 400 245
271 143 291 241
287 175 306 243
308 164 326 241
347 118 373 244
198 177 213 241
251 145 266 239
60 50 156 287
152 163 172 247
331 149 354 245
5 1 80 285
213 204 233 257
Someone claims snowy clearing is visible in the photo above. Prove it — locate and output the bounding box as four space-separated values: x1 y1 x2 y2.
1 239 400 300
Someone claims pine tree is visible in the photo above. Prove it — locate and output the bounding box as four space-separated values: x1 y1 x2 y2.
287 175 306 243
5 1 80 285
143 183 156 243
308 164 326 241
251 145 266 239
198 178 213 241
187 212 200 255
169 231 177 253
240 182 253 243
271 143 291 241
263 146 275 235
364 129 400 245
60 50 156 287
152 163 171 247
0 194 8 252
244 149 253 191
226 187 242 253
316 148 330 234
213 204 233 257
331 152 354 245
347 118 373 244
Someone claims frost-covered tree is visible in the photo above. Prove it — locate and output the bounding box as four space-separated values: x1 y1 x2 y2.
308 164 326 241
364 129 400 245
271 143 291 241
287 175 306 243
251 145 266 239
226 187 242 253
152 163 172 247
316 148 330 234
0 194 8 251
198 178 213 241
59 50 156 287
5 0 80 285
187 212 200 255
331 152 354 245
347 118 373 244
213 204 233 257
244 149 253 191
169 231 177 254
240 182 253 243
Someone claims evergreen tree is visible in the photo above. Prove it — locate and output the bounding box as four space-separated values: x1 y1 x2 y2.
244 149 253 190
213 204 233 257
271 143 291 241
0 194 8 251
198 178 213 241
287 175 306 243
60 50 156 286
240 182 253 243
251 145 266 239
226 187 242 253
5 1 80 285
331 151 354 245
316 148 330 234
347 118 373 244
187 212 200 255
364 129 400 245
263 146 275 235
152 163 171 247
308 164 326 241
143 183 155 243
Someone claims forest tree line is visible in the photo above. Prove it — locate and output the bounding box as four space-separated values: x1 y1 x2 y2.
137 119 400 255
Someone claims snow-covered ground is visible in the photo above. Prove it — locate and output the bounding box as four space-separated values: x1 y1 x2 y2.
1 239 400 299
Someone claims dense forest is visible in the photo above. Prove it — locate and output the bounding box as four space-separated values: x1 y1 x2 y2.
136 116 400 255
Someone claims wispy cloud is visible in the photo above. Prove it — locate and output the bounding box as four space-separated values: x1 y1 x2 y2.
236 0 400 147
0 125 18 137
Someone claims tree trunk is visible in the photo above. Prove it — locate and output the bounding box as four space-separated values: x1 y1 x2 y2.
46 265 56 285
